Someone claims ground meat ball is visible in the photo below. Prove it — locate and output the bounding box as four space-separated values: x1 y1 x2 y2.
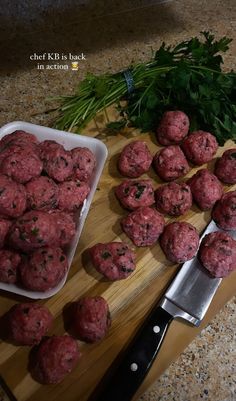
20 247 68 291
118 141 153 178
0 149 43 184
26 176 59 211
0 218 12 248
9 211 58 252
160 222 199 263
0 174 27 218
0 131 38 150
58 180 90 212
182 130 218 165
50 211 76 247
40 142 73 182
212 191 236 230
198 231 236 278
89 242 136 280
153 145 190 181
155 182 192 216
156 111 189 145
71 296 111 343
187 169 223 210
115 179 155 210
214 148 236 184
121 206 165 247
0 250 21 284
31 335 80 384
71 147 96 182
6 303 53 345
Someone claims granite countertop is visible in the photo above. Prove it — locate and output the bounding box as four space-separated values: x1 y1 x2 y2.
0 0 235 400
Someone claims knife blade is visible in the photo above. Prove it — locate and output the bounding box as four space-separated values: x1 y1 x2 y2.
89 220 235 401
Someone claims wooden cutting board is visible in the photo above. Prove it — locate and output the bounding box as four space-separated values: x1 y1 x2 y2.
0 108 235 401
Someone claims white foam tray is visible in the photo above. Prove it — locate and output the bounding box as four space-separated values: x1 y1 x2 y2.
0 121 108 299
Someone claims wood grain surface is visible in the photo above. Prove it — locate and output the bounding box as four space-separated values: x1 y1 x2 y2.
0 109 235 401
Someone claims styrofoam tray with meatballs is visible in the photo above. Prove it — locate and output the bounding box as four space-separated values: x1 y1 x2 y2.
0 121 108 299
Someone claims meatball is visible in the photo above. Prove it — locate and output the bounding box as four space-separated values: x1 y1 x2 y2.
20 247 68 291
214 148 236 184
6 303 53 345
50 211 76 247
31 335 80 384
71 147 96 182
0 218 12 248
118 141 153 178
187 169 223 210
89 241 136 280
0 249 21 284
121 206 165 247
39 141 73 182
58 180 90 212
9 211 58 252
71 296 111 343
26 176 58 211
156 111 189 145
212 191 236 230
182 130 218 165
160 222 199 263
198 231 236 278
115 179 155 210
155 182 192 216
153 145 190 181
0 130 38 150
0 174 27 218
0 149 43 184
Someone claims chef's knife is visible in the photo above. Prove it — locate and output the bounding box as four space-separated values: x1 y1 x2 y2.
90 220 235 401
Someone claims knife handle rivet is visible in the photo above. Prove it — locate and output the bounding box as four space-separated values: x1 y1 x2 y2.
130 363 138 372
153 325 160 333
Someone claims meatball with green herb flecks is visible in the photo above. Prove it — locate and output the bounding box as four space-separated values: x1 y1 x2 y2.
156 111 189 146
115 179 155 210
155 182 192 216
182 130 218 165
0 249 21 284
0 174 27 218
39 140 73 182
153 145 190 181
89 242 136 280
118 141 153 178
19 247 68 291
214 148 236 184
58 180 90 212
26 176 59 212
212 191 236 230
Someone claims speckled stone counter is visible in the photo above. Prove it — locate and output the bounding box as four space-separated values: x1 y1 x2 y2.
0 1 235 400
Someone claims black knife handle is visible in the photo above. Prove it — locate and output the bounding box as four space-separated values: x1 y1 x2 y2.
92 306 173 401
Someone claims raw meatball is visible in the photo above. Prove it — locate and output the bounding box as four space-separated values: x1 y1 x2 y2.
31 335 80 384
155 182 192 216
26 176 58 211
50 211 76 247
0 218 12 248
71 147 96 182
160 222 199 263
156 111 189 145
58 180 90 212
6 303 53 345
89 241 136 280
121 206 165 247
20 247 68 291
0 149 43 184
0 174 27 218
198 231 236 278
115 179 155 210
153 145 190 181
214 148 236 184
9 211 58 252
187 169 223 210
0 130 38 149
118 141 153 178
39 141 73 182
182 130 218 165
0 249 21 284
212 191 236 230
71 296 111 343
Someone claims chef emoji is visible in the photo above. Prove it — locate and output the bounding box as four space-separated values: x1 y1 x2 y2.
71 62 79 71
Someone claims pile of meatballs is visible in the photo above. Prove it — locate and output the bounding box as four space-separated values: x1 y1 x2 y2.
0 112 235 385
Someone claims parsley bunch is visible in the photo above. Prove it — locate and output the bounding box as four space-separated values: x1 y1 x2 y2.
54 32 236 145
